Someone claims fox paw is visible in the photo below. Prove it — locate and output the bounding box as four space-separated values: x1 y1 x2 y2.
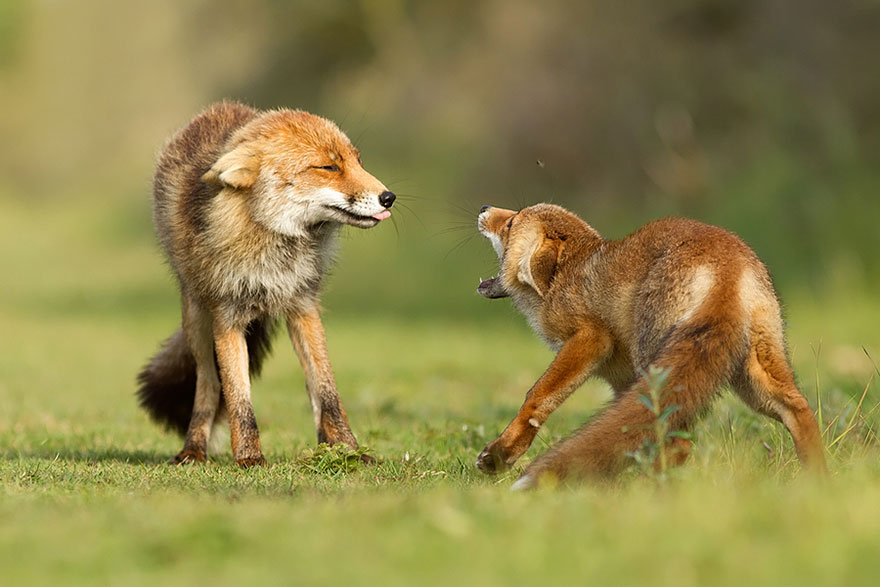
235 455 268 469
170 449 206 465
475 445 511 475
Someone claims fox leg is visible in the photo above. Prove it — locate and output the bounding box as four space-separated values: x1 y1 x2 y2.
171 295 220 464
214 318 266 468
513 321 732 488
475 328 612 475
286 306 360 451
732 332 827 473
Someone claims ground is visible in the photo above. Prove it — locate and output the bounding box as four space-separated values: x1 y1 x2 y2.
1 197 879 586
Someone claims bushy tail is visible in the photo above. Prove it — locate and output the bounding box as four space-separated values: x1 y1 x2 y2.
136 319 276 436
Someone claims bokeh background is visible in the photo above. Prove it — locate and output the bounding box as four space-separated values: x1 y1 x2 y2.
2 4 880 583
1 0 878 395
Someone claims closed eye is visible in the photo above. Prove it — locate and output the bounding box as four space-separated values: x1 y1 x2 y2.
313 164 341 172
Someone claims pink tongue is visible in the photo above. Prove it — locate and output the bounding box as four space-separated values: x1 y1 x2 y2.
372 210 391 221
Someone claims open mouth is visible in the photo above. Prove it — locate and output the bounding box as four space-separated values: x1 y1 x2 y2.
477 276 508 299
325 206 391 228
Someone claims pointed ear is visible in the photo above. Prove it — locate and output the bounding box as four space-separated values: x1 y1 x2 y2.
202 143 259 189
516 230 560 297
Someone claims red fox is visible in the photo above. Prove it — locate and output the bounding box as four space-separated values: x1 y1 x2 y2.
475 204 826 488
137 102 395 467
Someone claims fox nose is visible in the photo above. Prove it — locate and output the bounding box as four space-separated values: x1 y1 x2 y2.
480 205 490 213
378 191 396 209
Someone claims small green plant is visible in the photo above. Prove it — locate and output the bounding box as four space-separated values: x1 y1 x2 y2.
295 443 371 478
625 365 691 482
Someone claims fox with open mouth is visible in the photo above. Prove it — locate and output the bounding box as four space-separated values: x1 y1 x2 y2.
476 203 826 488
138 102 395 467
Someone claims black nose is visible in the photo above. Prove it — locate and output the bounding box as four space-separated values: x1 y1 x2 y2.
378 191 396 209
480 205 490 213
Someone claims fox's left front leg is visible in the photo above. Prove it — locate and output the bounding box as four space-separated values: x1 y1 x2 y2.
476 327 612 475
286 305 360 450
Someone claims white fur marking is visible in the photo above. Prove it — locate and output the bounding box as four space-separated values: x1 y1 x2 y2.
510 475 535 491
487 232 503 258
477 212 504 258
679 265 714 322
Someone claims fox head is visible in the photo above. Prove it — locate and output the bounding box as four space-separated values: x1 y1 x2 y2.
202 109 395 235
477 204 598 300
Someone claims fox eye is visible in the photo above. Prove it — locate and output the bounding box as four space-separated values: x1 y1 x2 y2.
314 164 340 172
507 219 513 229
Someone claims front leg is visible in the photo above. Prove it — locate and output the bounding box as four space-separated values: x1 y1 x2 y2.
214 320 266 468
286 306 359 450
476 327 612 474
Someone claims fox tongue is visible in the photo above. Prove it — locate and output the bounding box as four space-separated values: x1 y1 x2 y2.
372 210 391 221
479 277 496 289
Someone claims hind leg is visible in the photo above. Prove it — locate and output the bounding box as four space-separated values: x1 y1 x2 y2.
732 335 827 473
740 348 826 472
172 295 221 464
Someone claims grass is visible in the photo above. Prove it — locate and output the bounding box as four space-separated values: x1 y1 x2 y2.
1 195 879 586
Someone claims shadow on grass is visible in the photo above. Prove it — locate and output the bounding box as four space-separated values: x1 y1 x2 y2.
2 447 170 465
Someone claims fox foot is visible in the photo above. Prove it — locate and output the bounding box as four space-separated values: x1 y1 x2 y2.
476 443 514 475
170 448 207 465
235 455 268 468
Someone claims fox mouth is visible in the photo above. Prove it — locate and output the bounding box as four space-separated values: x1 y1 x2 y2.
477 276 508 299
325 205 391 228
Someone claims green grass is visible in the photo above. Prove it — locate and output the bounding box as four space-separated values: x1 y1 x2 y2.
1 196 879 586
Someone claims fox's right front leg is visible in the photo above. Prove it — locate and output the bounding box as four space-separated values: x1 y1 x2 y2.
214 317 266 468
476 328 611 475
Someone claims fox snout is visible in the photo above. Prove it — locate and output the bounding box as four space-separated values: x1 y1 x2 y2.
476 205 515 299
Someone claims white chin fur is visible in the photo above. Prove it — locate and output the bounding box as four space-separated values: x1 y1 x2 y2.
307 187 387 219
477 213 504 259
487 232 503 258
254 185 387 237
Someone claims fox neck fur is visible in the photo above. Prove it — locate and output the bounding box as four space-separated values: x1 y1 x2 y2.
193 187 340 325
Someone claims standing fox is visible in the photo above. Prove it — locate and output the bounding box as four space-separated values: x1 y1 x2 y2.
475 204 826 488
138 102 395 467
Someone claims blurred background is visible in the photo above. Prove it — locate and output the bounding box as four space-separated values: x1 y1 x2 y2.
3 6 880 578
1 0 878 364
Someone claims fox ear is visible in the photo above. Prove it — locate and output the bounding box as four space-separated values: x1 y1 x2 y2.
202 143 259 189
516 230 560 297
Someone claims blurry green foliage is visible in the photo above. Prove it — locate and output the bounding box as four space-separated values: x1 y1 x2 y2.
0 0 878 298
